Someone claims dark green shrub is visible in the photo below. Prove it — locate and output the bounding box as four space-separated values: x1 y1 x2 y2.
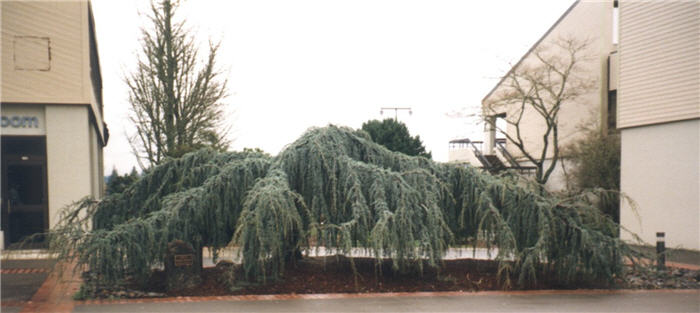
566 131 620 222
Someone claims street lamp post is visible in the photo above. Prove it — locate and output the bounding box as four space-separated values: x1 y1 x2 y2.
380 107 412 121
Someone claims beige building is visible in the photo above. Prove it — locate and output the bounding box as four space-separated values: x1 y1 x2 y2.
450 0 615 190
1 0 107 249
618 1 699 250
462 0 699 250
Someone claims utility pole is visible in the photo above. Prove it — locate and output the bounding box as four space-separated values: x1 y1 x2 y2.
380 107 412 121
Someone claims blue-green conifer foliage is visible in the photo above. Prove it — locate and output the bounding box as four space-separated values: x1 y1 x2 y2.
49 126 634 291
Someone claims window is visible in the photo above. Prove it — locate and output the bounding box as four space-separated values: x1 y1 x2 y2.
608 90 617 133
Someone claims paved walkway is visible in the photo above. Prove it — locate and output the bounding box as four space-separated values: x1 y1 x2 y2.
73 290 700 312
1 260 79 313
1 259 55 313
1 260 54 302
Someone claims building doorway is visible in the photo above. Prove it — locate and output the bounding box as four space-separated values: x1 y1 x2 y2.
1 136 48 249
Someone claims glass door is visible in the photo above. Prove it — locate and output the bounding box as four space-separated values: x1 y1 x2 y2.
1 136 48 249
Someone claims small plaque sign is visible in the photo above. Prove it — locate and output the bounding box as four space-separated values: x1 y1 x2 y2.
165 240 201 291
174 254 194 267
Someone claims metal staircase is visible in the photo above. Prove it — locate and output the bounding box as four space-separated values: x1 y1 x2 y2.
451 138 535 174
458 139 505 174
494 138 536 174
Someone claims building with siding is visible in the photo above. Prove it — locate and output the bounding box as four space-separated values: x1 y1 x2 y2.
1 0 108 249
618 0 699 250
467 0 698 250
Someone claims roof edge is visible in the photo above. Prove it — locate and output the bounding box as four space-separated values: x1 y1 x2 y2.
481 0 581 104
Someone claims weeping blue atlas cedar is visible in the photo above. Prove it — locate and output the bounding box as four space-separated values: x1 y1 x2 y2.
47 125 634 290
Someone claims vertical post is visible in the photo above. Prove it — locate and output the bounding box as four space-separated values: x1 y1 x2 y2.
656 232 665 271
484 116 496 155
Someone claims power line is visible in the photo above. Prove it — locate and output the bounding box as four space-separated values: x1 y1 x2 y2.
380 107 412 121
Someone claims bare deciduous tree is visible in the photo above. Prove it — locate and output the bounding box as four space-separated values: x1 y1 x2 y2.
483 37 595 185
127 0 229 169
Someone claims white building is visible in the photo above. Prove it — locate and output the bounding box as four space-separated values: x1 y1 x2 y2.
617 0 699 251
1 0 107 249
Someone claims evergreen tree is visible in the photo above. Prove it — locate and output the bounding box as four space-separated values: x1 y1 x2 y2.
565 130 621 222
126 0 229 168
48 126 635 293
361 119 431 159
105 167 140 195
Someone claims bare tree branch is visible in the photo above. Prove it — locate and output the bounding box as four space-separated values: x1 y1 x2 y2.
483 37 596 185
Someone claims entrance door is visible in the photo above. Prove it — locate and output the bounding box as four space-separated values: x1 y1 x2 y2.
1 136 48 249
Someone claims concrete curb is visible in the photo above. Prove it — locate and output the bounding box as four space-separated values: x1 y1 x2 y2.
1 250 56 260
76 289 700 306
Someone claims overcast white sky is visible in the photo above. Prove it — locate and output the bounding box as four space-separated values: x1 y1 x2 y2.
91 0 576 174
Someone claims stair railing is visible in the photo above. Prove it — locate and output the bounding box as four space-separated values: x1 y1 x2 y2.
495 138 520 168
494 138 537 174
465 139 494 170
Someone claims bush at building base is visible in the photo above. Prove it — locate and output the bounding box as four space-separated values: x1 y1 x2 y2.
48 125 636 292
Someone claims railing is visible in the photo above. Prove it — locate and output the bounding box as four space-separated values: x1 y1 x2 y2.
495 139 518 167
449 138 500 172
449 138 537 175
466 140 495 170
494 138 536 174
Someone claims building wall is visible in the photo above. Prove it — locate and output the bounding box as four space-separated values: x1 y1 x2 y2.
1 0 104 137
447 147 480 165
0 103 46 136
89 121 102 198
1 0 106 235
620 119 699 250
44 105 93 228
481 0 615 190
1 103 103 230
1 1 84 103
618 0 700 250
617 1 700 128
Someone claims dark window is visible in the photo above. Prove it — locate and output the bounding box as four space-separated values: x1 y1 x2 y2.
7 165 44 205
608 90 617 133
2 136 46 156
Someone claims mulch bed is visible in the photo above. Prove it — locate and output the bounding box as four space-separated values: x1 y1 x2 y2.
84 256 699 299
133 256 619 298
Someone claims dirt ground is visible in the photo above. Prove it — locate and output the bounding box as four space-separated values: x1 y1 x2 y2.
134 256 622 298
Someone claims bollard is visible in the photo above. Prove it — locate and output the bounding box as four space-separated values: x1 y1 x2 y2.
656 232 665 271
